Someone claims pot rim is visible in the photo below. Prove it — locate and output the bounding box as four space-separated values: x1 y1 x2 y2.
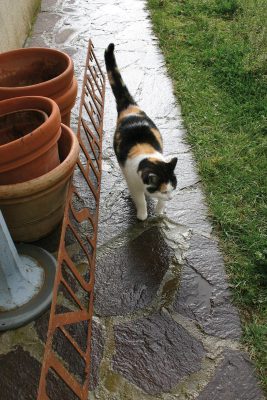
0 108 48 146
0 47 74 94
0 108 48 120
53 76 78 115
0 96 61 162
0 123 79 199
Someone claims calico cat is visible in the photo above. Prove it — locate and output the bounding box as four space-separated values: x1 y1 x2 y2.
104 43 177 221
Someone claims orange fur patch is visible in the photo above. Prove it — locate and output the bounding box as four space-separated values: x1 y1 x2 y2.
160 183 168 192
151 128 163 147
118 105 142 122
108 71 115 86
128 143 155 159
147 157 160 164
114 130 121 153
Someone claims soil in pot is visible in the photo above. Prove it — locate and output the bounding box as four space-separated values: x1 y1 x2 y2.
0 109 47 145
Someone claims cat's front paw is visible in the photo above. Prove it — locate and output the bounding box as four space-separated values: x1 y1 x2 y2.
155 201 165 215
137 210 148 221
155 209 165 216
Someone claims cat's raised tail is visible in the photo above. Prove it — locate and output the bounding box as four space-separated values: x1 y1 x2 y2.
104 43 137 113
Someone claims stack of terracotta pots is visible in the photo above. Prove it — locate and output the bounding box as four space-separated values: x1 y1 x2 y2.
0 47 79 242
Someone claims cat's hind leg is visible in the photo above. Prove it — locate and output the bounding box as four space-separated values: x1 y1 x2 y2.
122 163 148 220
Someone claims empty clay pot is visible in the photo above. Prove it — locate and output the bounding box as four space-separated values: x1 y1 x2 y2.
0 47 78 126
0 109 48 146
0 123 79 242
0 96 61 185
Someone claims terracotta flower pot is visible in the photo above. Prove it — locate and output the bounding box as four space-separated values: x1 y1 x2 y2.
0 96 61 185
0 47 78 126
0 109 48 146
0 123 79 242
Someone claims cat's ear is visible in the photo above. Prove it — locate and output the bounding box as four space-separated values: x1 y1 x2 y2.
148 173 159 185
168 157 177 171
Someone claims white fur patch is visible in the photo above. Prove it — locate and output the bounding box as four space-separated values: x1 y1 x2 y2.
122 152 163 189
120 152 174 220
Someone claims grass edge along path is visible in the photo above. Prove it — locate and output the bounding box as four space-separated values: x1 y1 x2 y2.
147 0 267 393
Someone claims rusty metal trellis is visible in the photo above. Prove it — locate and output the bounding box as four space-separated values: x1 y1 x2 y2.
37 40 105 400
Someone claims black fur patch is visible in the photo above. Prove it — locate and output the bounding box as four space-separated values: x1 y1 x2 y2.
105 43 136 112
138 158 177 192
115 114 163 164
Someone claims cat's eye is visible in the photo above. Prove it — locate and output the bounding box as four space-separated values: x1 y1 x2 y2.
148 174 158 185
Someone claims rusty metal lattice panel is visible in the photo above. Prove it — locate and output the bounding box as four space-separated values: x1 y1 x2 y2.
37 40 105 400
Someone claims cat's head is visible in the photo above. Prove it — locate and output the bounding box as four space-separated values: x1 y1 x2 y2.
138 157 177 200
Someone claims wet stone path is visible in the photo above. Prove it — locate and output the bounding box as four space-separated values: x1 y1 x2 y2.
0 0 264 399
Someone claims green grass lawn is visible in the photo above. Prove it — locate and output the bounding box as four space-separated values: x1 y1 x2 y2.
147 0 267 392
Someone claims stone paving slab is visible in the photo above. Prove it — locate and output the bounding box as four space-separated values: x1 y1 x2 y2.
0 0 265 399
196 350 264 400
112 311 206 395
95 227 173 316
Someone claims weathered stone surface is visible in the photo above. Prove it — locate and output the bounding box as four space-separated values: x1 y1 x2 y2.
60 46 77 58
95 227 173 316
35 308 51 343
25 34 48 48
90 320 105 390
97 166 137 246
112 311 206 395
185 234 226 283
46 368 81 400
35 308 104 390
41 0 58 12
35 306 86 384
166 186 212 233
0 346 40 400
161 127 191 156
32 13 61 34
55 28 76 44
197 350 264 400
175 152 201 190
174 234 242 339
139 71 177 120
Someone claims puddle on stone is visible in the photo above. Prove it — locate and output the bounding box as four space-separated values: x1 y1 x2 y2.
160 275 181 309
95 226 175 316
